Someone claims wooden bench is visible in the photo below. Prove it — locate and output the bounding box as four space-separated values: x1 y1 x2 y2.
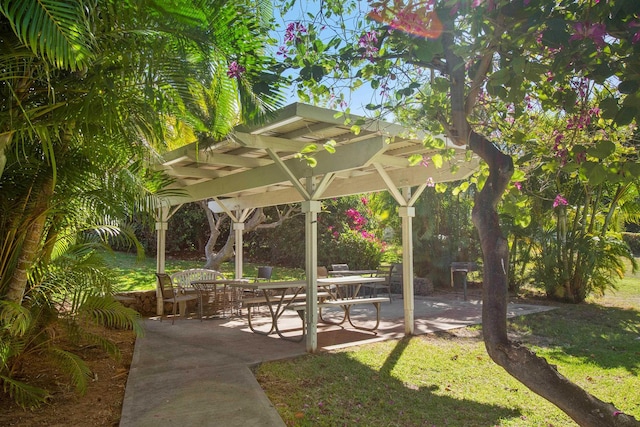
287 296 390 332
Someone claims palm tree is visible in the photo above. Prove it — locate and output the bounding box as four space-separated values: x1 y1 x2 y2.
0 0 284 303
0 0 284 406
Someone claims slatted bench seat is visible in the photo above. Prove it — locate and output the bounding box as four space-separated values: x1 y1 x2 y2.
287 296 390 332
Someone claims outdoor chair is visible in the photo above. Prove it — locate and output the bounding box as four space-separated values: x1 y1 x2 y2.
363 266 393 301
156 273 198 324
331 263 349 273
255 266 273 282
242 266 275 312
317 266 328 278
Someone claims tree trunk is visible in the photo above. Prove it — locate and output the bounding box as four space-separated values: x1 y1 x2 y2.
0 131 13 179
469 131 638 427
5 178 54 303
201 204 300 270
203 208 267 269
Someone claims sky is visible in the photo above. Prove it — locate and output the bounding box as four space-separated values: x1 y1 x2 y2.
269 0 389 119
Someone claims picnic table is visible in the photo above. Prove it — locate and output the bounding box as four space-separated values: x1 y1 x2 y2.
227 276 390 342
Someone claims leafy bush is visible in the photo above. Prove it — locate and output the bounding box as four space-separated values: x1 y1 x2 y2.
622 232 640 256
531 231 637 302
318 228 383 270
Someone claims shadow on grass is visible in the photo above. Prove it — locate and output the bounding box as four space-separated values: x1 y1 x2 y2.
508 302 640 375
258 337 521 426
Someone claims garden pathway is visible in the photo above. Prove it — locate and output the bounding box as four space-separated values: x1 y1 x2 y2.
119 291 554 427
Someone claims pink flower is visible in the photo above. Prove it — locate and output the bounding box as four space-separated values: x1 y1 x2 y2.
629 21 640 44
284 22 307 43
570 22 607 48
227 61 245 78
420 156 430 168
361 197 369 205
426 177 435 187
358 31 379 61
553 194 568 208
514 182 522 191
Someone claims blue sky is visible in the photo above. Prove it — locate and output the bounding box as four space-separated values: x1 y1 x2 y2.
270 1 387 119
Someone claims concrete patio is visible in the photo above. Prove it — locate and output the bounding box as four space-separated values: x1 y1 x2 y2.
119 291 554 427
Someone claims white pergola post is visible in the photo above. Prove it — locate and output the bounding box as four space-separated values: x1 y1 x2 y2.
233 220 245 279
399 201 415 335
302 200 321 353
155 206 169 315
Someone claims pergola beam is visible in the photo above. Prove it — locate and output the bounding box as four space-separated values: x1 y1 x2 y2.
206 156 479 212
168 135 389 204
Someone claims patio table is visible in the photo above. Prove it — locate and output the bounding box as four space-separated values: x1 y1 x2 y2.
191 278 249 318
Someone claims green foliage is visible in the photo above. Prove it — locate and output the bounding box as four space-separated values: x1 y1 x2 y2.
412 185 480 285
246 195 388 269
0 0 95 71
531 227 637 302
0 291 142 408
319 228 383 270
622 232 640 256
0 0 284 408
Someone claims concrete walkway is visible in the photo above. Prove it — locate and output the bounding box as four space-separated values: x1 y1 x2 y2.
119 292 554 427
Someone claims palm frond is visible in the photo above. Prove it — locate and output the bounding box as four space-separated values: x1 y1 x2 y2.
50 347 92 395
0 0 95 71
77 294 143 337
0 374 51 409
0 300 31 337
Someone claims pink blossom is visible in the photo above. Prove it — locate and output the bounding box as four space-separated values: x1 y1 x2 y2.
554 131 564 145
570 22 607 48
553 194 568 208
276 45 289 58
514 182 522 191
630 21 640 44
361 197 368 205
226 61 245 78
420 156 430 168
426 177 435 187
358 31 379 61
284 22 307 43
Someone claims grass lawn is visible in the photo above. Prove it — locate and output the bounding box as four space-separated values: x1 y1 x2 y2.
104 251 305 291
107 251 639 425
255 265 640 426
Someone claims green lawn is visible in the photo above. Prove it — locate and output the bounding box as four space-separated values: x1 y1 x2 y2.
255 264 640 426
108 251 640 425
104 251 305 292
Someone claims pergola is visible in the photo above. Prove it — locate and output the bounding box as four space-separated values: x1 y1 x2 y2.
154 102 479 352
